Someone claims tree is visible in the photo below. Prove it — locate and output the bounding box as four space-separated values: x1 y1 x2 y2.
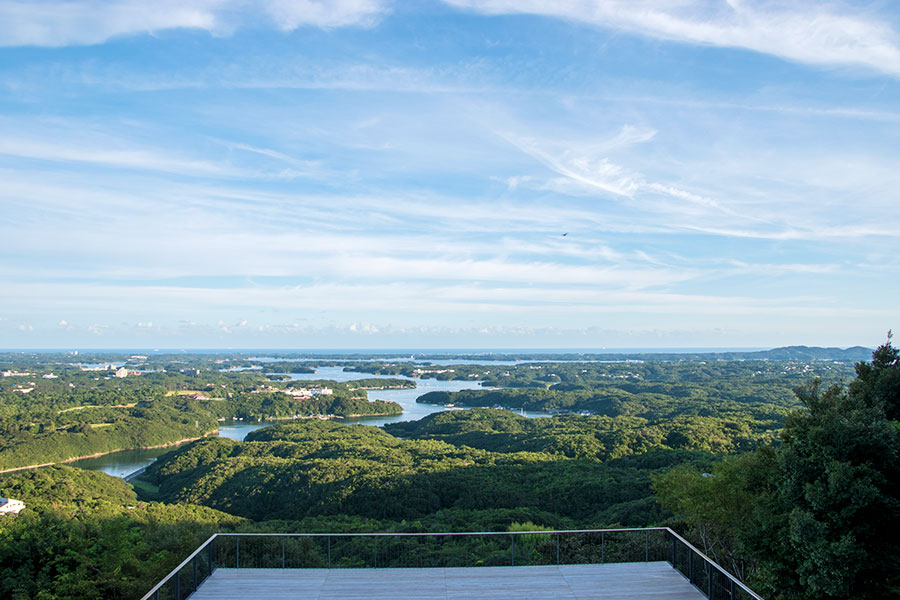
653 448 779 582
775 376 900 598
850 330 900 419
655 335 900 599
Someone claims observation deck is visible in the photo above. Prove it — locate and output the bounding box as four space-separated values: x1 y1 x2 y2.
142 528 763 600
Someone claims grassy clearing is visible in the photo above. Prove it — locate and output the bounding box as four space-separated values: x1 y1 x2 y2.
58 403 136 413
130 478 159 496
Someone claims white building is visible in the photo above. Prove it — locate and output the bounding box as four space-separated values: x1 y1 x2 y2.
115 367 129 378
0 497 25 515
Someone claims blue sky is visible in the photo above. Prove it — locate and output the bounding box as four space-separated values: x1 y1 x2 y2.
1 0 898 349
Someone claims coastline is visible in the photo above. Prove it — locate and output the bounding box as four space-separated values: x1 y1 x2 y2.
0 431 218 475
248 411 403 422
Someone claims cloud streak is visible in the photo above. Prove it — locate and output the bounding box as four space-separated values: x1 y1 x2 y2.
444 1 900 77
0 0 386 47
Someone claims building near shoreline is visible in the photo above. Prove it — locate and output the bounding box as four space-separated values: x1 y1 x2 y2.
0 497 25 515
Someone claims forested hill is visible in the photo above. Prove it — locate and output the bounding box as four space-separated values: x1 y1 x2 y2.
140 417 718 525
744 345 872 361
385 408 777 457
0 465 244 599
360 345 874 363
412 358 844 415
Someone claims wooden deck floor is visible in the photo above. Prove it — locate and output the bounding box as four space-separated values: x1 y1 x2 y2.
189 561 706 599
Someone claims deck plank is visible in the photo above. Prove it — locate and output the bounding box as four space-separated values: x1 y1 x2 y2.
188 562 706 599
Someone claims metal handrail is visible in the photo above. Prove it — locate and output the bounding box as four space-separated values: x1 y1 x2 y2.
140 534 216 600
140 527 763 600
215 527 668 537
666 528 764 600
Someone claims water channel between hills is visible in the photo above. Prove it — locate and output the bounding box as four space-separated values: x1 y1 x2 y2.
69 365 550 479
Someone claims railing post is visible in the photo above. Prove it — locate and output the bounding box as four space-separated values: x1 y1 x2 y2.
327 536 331 568
282 538 285 568
236 537 240 569
601 531 605 564
374 539 378 569
192 555 198 590
671 533 676 566
707 562 712 598
556 533 560 565
511 534 515 566
730 577 735 599
173 573 180 600
689 549 693 583
645 531 649 562
209 536 215 572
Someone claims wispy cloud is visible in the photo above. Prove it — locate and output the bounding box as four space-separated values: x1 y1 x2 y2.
491 111 899 244
0 0 386 47
498 126 753 223
0 136 234 177
3 280 891 323
499 127 648 197
0 118 340 181
443 0 900 78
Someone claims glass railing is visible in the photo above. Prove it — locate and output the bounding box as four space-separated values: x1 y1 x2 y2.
141 528 763 600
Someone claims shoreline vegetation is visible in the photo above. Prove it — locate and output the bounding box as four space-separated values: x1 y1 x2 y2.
246 410 404 422
0 432 217 474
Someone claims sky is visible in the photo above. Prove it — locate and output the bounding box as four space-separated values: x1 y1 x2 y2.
0 0 898 350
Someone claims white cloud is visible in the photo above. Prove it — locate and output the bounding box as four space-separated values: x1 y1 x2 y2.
349 322 379 334
0 0 386 47
0 130 318 180
0 135 220 177
498 126 652 197
443 0 900 78
500 127 743 222
4 279 891 322
57 319 67 326
0 1 220 47
263 0 384 30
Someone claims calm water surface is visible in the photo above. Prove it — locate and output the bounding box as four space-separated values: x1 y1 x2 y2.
67 446 186 479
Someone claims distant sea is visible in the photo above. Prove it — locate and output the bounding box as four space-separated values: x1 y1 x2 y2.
9 347 771 354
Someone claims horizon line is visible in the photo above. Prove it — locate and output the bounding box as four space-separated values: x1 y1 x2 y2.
0 345 872 354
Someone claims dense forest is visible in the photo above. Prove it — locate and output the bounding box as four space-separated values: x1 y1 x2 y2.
0 344 894 599
138 417 714 524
